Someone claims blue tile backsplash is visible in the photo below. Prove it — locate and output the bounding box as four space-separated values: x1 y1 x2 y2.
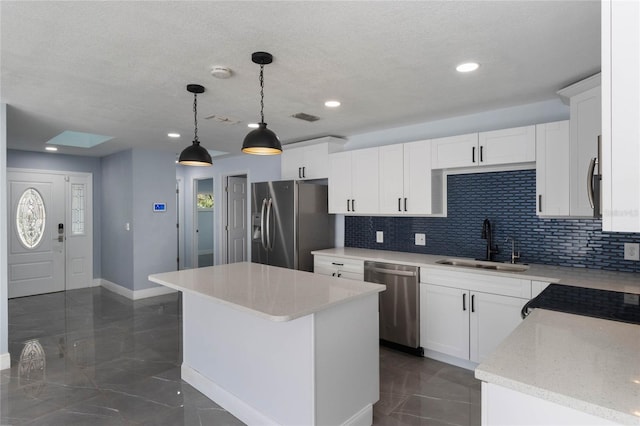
345 170 640 272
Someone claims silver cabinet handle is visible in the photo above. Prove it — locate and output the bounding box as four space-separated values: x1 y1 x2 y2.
587 157 597 209
369 267 417 277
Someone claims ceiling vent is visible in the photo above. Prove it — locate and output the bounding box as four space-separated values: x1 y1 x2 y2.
291 112 320 122
204 114 241 125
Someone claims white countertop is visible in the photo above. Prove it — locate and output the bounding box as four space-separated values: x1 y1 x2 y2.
148 262 385 322
312 248 640 294
475 309 640 425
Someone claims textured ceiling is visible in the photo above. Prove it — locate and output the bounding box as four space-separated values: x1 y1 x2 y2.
1 1 600 158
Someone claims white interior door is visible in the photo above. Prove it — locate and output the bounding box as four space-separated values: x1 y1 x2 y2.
8 170 93 298
226 175 247 264
8 171 66 298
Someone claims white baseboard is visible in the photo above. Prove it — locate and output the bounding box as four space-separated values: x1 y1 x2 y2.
181 364 278 426
424 349 478 371
99 279 177 300
342 404 373 426
0 352 10 370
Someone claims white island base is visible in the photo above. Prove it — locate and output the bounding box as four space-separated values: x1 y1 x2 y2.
149 263 384 426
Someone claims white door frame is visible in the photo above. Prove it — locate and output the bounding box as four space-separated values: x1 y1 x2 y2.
176 178 185 270
7 167 94 295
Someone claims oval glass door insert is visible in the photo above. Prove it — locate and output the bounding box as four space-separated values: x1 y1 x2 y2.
16 188 47 249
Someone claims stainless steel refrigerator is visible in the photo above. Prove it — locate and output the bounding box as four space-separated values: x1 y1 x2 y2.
251 180 334 271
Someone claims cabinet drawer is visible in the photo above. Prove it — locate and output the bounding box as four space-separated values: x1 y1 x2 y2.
420 267 531 299
314 255 364 275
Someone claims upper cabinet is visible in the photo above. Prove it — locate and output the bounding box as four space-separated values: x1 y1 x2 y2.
378 140 444 216
556 74 601 218
536 120 570 216
431 125 535 169
328 147 379 214
281 137 346 180
601 0 640 232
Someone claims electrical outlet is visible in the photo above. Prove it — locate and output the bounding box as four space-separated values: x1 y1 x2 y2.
376 231 384 243
415 233 426 246
624 243 640 261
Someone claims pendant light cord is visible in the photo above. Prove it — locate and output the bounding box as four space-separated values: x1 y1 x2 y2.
193 93 199 142
259 64 265 124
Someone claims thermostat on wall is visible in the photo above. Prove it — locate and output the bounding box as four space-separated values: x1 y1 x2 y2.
153 202 167 212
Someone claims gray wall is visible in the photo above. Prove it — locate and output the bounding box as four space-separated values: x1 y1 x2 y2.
7 149 103 277
100 150 134 289
177 153 281 267
131 149 177 290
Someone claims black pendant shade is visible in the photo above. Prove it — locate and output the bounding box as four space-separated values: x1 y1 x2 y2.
242 52 282 155
242 123 282 155
179 84 212 166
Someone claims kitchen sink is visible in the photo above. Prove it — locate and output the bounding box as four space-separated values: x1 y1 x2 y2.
435 258 530 272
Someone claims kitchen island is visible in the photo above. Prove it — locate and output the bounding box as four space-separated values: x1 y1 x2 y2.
148 262 385 426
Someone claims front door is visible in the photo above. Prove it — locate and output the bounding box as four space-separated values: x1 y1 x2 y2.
8 170 93 298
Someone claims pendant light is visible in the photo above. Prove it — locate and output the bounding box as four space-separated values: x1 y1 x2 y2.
242 52 282 155
178 84 212 166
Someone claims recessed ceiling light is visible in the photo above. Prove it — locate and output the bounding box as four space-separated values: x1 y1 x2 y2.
325 100 341 108
168 132 181 138
45 146 58 152
247 123 259 129
456 62 479 73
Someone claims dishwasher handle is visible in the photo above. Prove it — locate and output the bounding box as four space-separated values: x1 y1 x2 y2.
367 266 417 277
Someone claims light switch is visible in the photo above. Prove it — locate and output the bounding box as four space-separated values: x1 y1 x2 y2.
415 233 426 246
376 231 384 243
624 243 640 261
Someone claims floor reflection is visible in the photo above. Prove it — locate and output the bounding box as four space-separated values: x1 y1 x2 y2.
18 339 46 397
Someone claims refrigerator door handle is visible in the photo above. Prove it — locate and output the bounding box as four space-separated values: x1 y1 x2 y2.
266 198 274 250
260 198 268 250
587 157 597 209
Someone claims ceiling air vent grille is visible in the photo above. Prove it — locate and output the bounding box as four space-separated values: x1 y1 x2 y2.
204 114 241 125
291 112 320 122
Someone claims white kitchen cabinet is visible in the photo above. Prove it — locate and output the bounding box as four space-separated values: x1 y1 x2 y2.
602 0 640 232
281 137 346 180
379 140 444 215
536 121 571 216
420 267 529 364
431 125 535 170
328 148 379 214
478 125 536 167
313 255 364 281
431 133 479 169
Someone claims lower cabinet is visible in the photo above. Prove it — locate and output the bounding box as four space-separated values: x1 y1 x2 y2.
420 268 530 364
313 255 364 281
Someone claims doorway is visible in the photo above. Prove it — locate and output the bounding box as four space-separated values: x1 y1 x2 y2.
225 175 248 264
7 169 93 298
194 178 214 267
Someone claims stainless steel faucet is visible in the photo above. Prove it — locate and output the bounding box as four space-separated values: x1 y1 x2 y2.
505 236 521 264
481 218 499 261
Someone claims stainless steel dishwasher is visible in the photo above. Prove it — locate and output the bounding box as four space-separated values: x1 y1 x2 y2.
364 261 422 355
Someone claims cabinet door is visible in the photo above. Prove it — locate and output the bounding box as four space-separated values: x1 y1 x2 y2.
536 121 570 216
378 144 405 215
469 292 526 363
328 152 353 214
431 133 478 169
351 147 379 214
421 284 469 359
479 125 536 166
570 86 601 217
281 147 306 180
602 0 640 232
404 140 434 215
301 143 330 180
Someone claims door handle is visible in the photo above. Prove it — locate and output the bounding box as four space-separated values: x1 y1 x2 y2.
472 146 476 163
266 198 274 250
587 157 597 209
404 198 407 212
398 198 402 212
347 199 351 212
471 294 475 313
260 198 268 249
538 195 542 213
351 199 355 212
480 146 484 163
302 166 306 178
463 293 467 311
298 167 302 179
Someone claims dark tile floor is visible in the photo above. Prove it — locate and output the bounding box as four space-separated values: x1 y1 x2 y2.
1 288 480 425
